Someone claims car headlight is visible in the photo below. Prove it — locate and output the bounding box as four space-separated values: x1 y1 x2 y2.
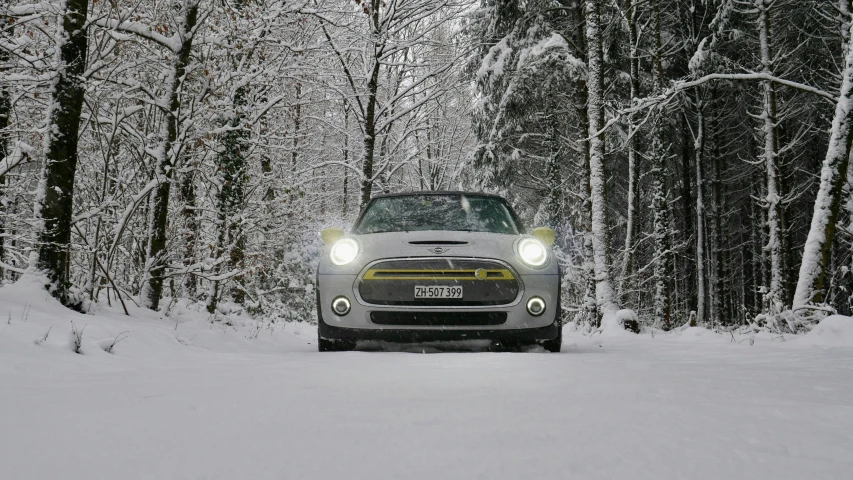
329 237 359 266
517 237 548 268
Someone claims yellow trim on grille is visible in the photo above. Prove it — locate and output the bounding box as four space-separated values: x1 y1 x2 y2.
362 268 515 281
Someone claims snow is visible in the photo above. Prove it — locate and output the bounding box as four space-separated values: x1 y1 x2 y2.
798 315 853 347
516 32 572 71
600 308 639 334
2 280 853 480
476 36 512 86
0 141 35 177
676 326 732 343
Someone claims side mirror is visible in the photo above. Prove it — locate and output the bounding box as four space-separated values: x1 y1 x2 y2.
321 228 345 246
531 227 556 246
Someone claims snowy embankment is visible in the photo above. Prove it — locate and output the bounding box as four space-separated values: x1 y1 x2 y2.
2 279 853 480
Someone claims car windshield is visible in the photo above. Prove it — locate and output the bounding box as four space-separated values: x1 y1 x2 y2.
353 194 521 235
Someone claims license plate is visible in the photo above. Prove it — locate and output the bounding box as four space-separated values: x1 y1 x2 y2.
414 286 463 299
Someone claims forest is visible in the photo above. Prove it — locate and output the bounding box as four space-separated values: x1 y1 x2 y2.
1 0 851 332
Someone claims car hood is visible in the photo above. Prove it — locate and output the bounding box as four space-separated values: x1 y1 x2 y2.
318 230 558 276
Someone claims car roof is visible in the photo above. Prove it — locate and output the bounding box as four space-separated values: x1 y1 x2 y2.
371 191 507 201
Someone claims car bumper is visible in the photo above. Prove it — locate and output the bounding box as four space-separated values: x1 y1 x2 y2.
318 318 559 343
317 272 559 342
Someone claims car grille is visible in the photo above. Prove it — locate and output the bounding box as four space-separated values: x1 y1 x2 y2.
370 311 507 326
358 258 520 306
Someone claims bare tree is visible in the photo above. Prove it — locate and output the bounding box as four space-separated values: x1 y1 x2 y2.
32 0 90 306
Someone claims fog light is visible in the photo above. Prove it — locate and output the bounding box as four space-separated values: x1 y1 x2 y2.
332 296 351 316
526 297 546 316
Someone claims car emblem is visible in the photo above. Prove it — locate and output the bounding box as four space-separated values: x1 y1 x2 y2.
428 246 448 254
474 268 488 281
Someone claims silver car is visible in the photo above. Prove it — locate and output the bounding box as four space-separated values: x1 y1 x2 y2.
316 192 562 352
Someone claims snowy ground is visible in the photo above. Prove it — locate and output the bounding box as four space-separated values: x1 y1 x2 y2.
2 279 853 480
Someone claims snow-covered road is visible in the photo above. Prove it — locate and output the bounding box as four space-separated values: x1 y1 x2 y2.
2 280 852 479
3 329 853 479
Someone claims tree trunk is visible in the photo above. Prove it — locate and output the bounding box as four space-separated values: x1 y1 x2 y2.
33 0 89 306
360 67 380 209
694 98 707 327
757 0 784 311
546 120 563 232
0 21 10 280
778 160 795 306
342 100 350 216
750 171 763 314
680 124 694 240
217 84 249 308
140 1 200 311
793 17 853 312
210 0 255 311
651 141 672 329
620 0 640 300
650 0 671 329
180 168 197 298
584 0 620 315
680 118 696 311
712 125 726 326
292 83 301 168
360 6 382 209
570 1 598 327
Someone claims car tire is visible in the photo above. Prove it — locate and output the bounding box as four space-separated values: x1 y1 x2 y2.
537 313 563 353
537 328 562 352
318 337 356 352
